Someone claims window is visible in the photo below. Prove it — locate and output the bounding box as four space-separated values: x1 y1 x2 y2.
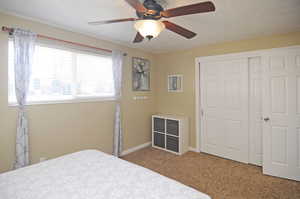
8 41 115 104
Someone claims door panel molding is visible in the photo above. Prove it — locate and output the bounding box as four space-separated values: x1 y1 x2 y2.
199 58 249 163
262 47 300 181
249 56 263 166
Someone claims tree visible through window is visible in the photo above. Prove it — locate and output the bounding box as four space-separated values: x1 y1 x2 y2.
8 41 115 104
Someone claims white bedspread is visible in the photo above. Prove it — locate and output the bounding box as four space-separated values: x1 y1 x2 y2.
0 150 210 199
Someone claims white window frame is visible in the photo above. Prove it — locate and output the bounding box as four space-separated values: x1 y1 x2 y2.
8 40 116 106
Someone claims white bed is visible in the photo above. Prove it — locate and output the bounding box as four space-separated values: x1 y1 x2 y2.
0 150 210 199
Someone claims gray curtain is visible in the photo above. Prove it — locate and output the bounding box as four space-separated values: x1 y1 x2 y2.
13 28 37 169
112 50 124 157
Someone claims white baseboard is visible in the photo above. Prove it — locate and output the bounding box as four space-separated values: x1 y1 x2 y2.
189 147 200 153
121 142 151 157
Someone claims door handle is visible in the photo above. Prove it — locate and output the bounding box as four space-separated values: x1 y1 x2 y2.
264 117 270 122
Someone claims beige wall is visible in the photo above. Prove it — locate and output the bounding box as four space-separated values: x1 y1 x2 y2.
1 12 300 174
155 31 300 148
0 13 157 173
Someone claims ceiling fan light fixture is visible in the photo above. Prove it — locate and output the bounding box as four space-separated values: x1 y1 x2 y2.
134 19 165 40
88 1 216 43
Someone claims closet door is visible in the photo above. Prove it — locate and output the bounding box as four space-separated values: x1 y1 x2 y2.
200 58 249 163
249 57 263 166
262 47 300 181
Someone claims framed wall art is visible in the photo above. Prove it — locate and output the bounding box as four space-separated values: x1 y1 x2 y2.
168 74 183 92
132 57 150 91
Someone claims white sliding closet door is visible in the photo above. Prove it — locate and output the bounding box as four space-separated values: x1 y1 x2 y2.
249 57 263 166
200 58 249 163
262 48 300 181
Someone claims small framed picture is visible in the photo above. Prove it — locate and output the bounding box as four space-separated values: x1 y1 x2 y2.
168 75 183 92
132 57 150 91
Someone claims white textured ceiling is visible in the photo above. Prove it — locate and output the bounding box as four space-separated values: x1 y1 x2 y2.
0 0 299 53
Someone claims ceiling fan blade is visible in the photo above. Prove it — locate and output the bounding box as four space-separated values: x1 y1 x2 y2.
163 21 196 39
161 1 215 18
88 18 137 25
133 32 144 43
125 0 147 13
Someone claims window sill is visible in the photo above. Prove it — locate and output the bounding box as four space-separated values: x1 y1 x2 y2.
8 96 117 107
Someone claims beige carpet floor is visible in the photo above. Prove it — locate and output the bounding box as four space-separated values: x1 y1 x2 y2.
122 147 300 199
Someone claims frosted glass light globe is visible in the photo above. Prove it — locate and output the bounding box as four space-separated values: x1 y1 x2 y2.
134 20 165 40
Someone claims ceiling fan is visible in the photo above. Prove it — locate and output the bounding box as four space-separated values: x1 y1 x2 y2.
88 0 215 43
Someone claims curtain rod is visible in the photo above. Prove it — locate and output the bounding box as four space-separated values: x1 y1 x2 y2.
2 26 127 56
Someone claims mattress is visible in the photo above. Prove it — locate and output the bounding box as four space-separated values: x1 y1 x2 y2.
0 150 210 199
